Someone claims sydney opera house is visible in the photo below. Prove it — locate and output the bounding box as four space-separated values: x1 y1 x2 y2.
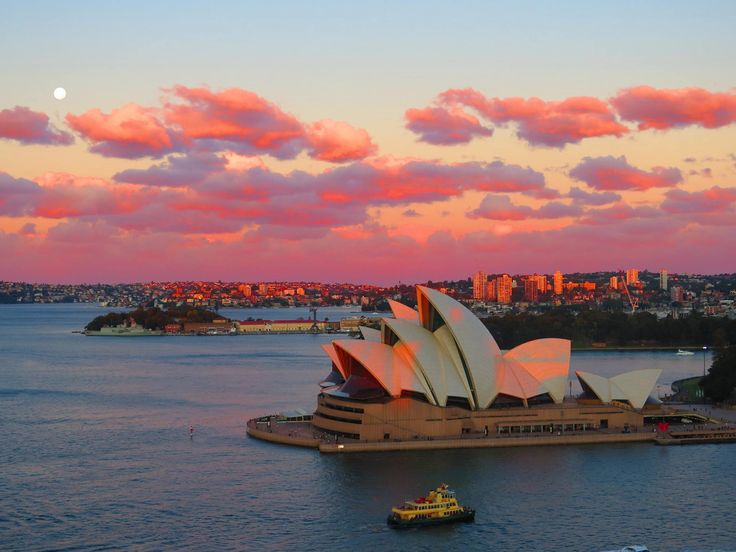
308 286 661 442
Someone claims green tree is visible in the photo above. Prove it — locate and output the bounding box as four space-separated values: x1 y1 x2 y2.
700 346 736 403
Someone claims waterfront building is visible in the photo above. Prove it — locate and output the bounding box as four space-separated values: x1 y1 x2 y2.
299 286 660 443
660 269 668 291
472 271 488 301
553 271 563 295
237 319 330 333
496 274 513 304
626 268 639 285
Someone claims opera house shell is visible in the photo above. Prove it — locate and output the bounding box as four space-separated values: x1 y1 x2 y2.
311 286 660 442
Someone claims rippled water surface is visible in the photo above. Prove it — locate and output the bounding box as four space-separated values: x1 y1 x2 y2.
1 304 733 551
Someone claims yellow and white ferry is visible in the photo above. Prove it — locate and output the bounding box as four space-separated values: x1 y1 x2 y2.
387 483 475 527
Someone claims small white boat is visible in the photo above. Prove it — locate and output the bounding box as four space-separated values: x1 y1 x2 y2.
601 546 649 552
676 349 695 356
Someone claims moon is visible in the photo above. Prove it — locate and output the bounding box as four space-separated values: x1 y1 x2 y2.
53 87 67 100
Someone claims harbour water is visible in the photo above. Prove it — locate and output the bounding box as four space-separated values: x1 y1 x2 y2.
1 304 733 551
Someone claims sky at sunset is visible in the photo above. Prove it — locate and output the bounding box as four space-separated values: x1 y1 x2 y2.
1 0 736 284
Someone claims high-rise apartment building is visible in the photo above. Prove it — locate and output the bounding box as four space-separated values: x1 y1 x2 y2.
496 274 513 304
523 278 539 302
535 274 548 293
609 276 618 290
486 280 497 302
626 268 639 285
472 271 488 301
671 285 685 303
553 271 563 295
659 269 668 291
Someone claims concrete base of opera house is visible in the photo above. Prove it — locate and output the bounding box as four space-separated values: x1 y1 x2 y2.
246 397 673 453
246 419 657 453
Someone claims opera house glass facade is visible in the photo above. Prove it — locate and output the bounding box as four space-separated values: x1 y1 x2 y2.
310 286 661 442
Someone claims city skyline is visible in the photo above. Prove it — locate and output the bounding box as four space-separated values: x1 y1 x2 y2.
2 1 736 284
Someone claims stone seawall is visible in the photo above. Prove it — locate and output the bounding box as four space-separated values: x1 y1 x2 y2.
317 431 654 453
246 422 319 449
246 419 655 453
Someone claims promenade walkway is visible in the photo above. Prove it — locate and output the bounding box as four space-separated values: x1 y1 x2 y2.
246 417 656 453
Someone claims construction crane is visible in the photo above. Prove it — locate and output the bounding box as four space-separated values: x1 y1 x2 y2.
308 307 320 332
619 271 639 314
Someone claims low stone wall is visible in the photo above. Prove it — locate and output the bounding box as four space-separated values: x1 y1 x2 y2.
246 422 319 449
317 431 654 453
246 416 660 453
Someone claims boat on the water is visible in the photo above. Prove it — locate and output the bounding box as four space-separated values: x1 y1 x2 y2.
600 546 649 552
676 349 695 356
387 483 475 528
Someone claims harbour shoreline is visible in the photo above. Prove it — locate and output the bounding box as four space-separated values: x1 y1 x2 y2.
246 418 736 453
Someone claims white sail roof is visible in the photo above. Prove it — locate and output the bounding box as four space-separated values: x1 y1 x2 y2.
417 286 502 408
332 340 429 400
497 360 547 401
359 326 381 342
383 317 467 406
503 338 570 403
388 299 420 322
320 286 588 411
321 342 347 378
576 369 661 409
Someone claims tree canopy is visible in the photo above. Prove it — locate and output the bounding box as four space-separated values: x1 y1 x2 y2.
481 309 736 349
85 306 225 331
700 346 736 403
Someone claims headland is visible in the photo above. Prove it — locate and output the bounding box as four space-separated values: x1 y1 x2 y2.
247 285 736 454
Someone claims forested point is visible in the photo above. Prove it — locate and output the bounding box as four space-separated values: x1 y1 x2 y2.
700 346 736 404
85 306 225 331
481 310 736 350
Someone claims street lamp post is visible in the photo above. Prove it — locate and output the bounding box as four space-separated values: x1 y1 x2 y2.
702 346 708 377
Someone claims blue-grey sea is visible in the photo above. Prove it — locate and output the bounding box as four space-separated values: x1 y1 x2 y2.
1 304 733 552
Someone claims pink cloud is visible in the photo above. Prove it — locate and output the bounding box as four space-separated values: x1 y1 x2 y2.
0 106 73 145
468 194 532 220
469 194 581 220
611 86 736 130
19 223 37 236
163 85 305 159
305 119 377 162
404 106 493 145
567 186 621 206
570 156 682 191
66 103 180 158
661 186 736 215
31 173 157 219
580 202 661 224
0 172 43 215
437 88 628 147
2 155 553 240
6 210 735 285
113 152 227 187
317 159 552 205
